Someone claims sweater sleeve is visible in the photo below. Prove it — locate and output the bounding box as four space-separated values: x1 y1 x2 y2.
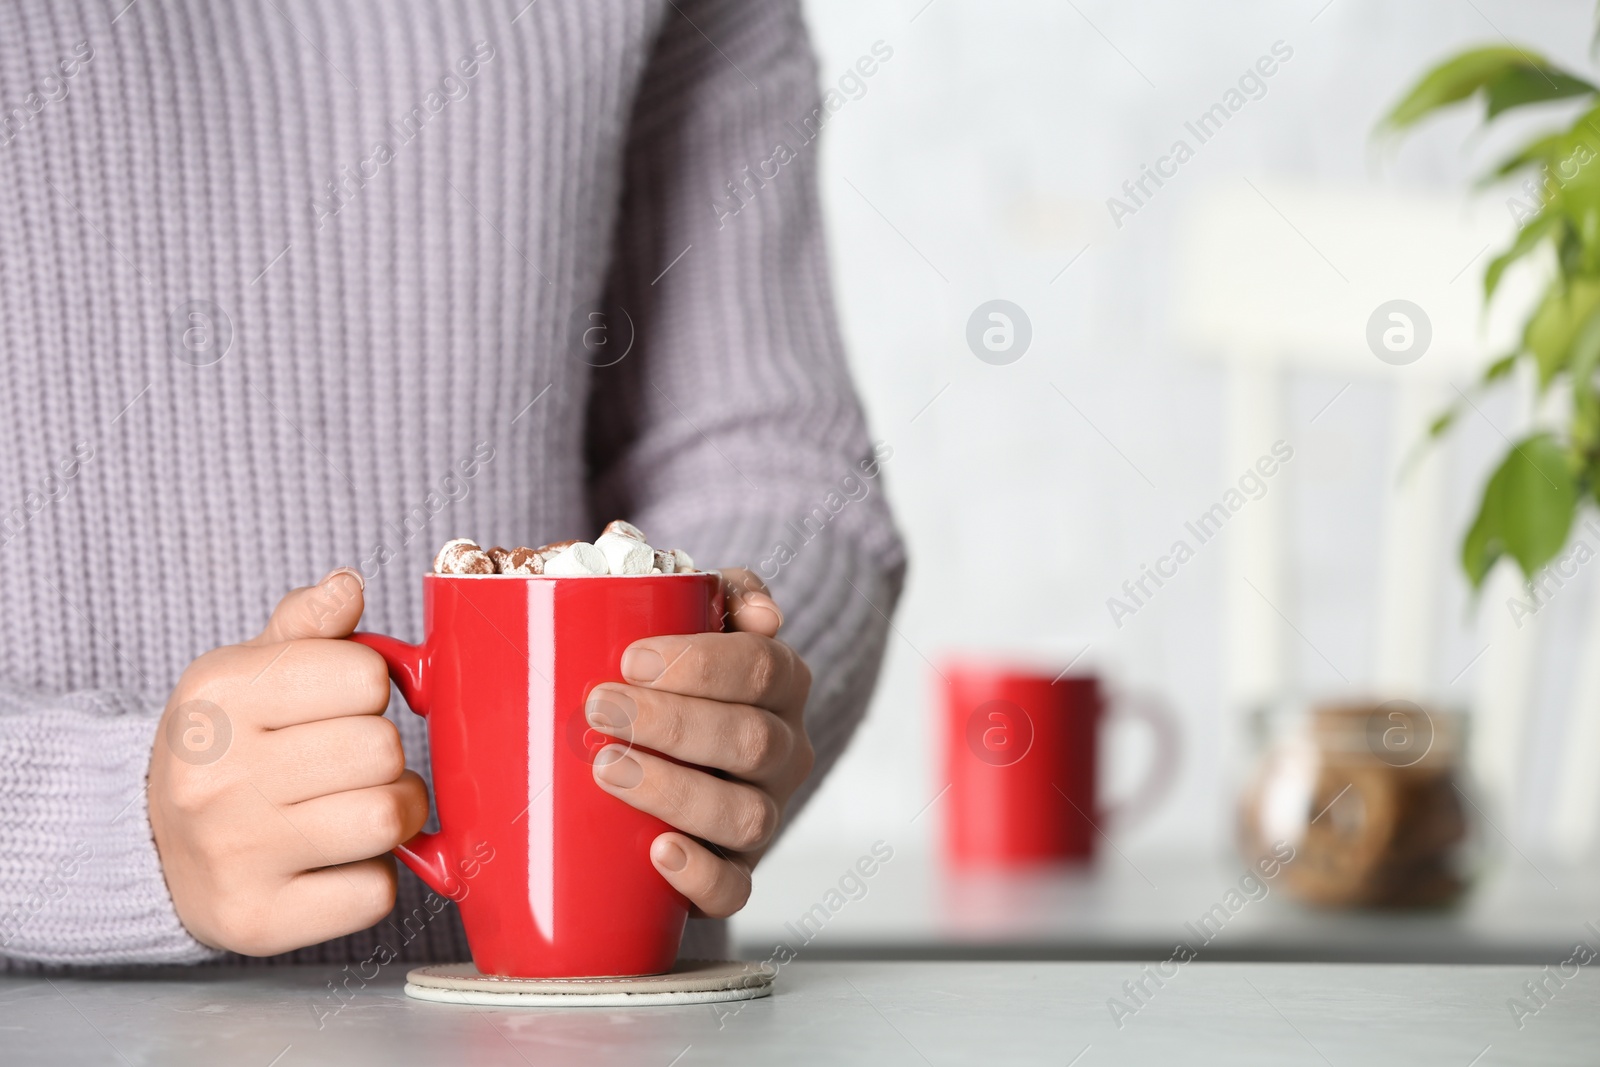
585 0 907 827
0 687 220 968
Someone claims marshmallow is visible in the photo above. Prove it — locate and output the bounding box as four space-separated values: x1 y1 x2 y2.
435 538 495 575
435 526 695 579
497 546 543 575
542 541 608 576
530 539 576 564
597 533 655 575
602 519 648 543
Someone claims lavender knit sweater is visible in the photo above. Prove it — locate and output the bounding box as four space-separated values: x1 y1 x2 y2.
0 0 904 969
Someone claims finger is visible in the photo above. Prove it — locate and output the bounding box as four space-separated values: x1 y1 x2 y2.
252 568 367 645
255 715 408 804
621 631 809 716
228 639 392 729
650 832 753 919
592 744 779 852
277 771 430 869
240 856 399 956
720 567 782 637
586 684 793 781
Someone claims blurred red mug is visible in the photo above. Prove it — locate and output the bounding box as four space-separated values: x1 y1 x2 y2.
941 659 1179 868
352 571 724 977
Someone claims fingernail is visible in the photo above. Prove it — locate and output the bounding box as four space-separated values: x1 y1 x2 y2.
621 647 666 683
653 838 689 873
585 689 634 732
746 595 783 628
593 745 643 788
319 566 365 590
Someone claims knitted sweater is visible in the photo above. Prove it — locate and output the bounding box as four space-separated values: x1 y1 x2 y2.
0 0 904 969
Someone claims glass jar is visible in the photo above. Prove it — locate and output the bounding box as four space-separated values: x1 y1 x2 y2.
1237 699 1479 909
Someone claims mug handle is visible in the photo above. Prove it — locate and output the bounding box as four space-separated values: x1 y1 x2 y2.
1100 687 1182 833
348 632 458 899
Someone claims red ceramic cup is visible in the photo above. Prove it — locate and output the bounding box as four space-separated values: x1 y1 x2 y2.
941 660 1180 869
352 571 724 978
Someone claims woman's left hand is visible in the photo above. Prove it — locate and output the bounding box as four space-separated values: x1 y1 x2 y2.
587 568 814 917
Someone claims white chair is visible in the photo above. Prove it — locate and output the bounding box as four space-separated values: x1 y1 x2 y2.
1172 179 1595 856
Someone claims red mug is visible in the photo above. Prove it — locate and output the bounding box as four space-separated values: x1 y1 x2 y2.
352 571 724 977
941 660 1180 868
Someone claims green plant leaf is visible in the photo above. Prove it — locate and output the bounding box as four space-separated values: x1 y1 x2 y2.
1485 65 1599 118
1483 352 1520 383
1462 433 1578 587
1381 24 1600 597
1483 131 1569 182
1382 46 1581 130
1524 277 1600 386
1580 198 1600 268
1571 307 1600 457
1574 385 1600 458
1570 302 1600 384
1561 225 1589 279
1486 210 1561 299
1483 113 1600 197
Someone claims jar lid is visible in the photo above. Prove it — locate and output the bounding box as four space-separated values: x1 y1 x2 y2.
1249 696 1464 769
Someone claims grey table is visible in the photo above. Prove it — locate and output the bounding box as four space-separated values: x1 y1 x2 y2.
732 846 1600 964
2 961 1595 1065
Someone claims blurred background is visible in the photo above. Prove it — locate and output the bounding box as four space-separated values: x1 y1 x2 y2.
733 0 1600 961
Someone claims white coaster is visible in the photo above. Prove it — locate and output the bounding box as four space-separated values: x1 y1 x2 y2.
404 959 775 1007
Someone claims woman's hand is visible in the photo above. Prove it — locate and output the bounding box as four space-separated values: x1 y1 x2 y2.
147 570 428 956
587 568 813 918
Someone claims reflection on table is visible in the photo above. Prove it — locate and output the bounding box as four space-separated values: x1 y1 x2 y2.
732 846 1599 964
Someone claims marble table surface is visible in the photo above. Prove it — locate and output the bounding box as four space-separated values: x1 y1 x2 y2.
2 959 1594 1066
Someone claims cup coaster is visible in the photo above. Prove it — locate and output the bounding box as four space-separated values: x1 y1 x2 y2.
404 959 775 1007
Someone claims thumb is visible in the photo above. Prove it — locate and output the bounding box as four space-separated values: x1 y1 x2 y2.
252 568 367 645
720 567 783 638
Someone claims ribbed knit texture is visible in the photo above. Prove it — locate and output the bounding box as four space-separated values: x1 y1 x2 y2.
0 0 904 969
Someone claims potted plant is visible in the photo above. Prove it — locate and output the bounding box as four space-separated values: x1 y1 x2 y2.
1383 32 1600 588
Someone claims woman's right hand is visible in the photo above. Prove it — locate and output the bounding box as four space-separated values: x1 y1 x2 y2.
147 569 429 956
